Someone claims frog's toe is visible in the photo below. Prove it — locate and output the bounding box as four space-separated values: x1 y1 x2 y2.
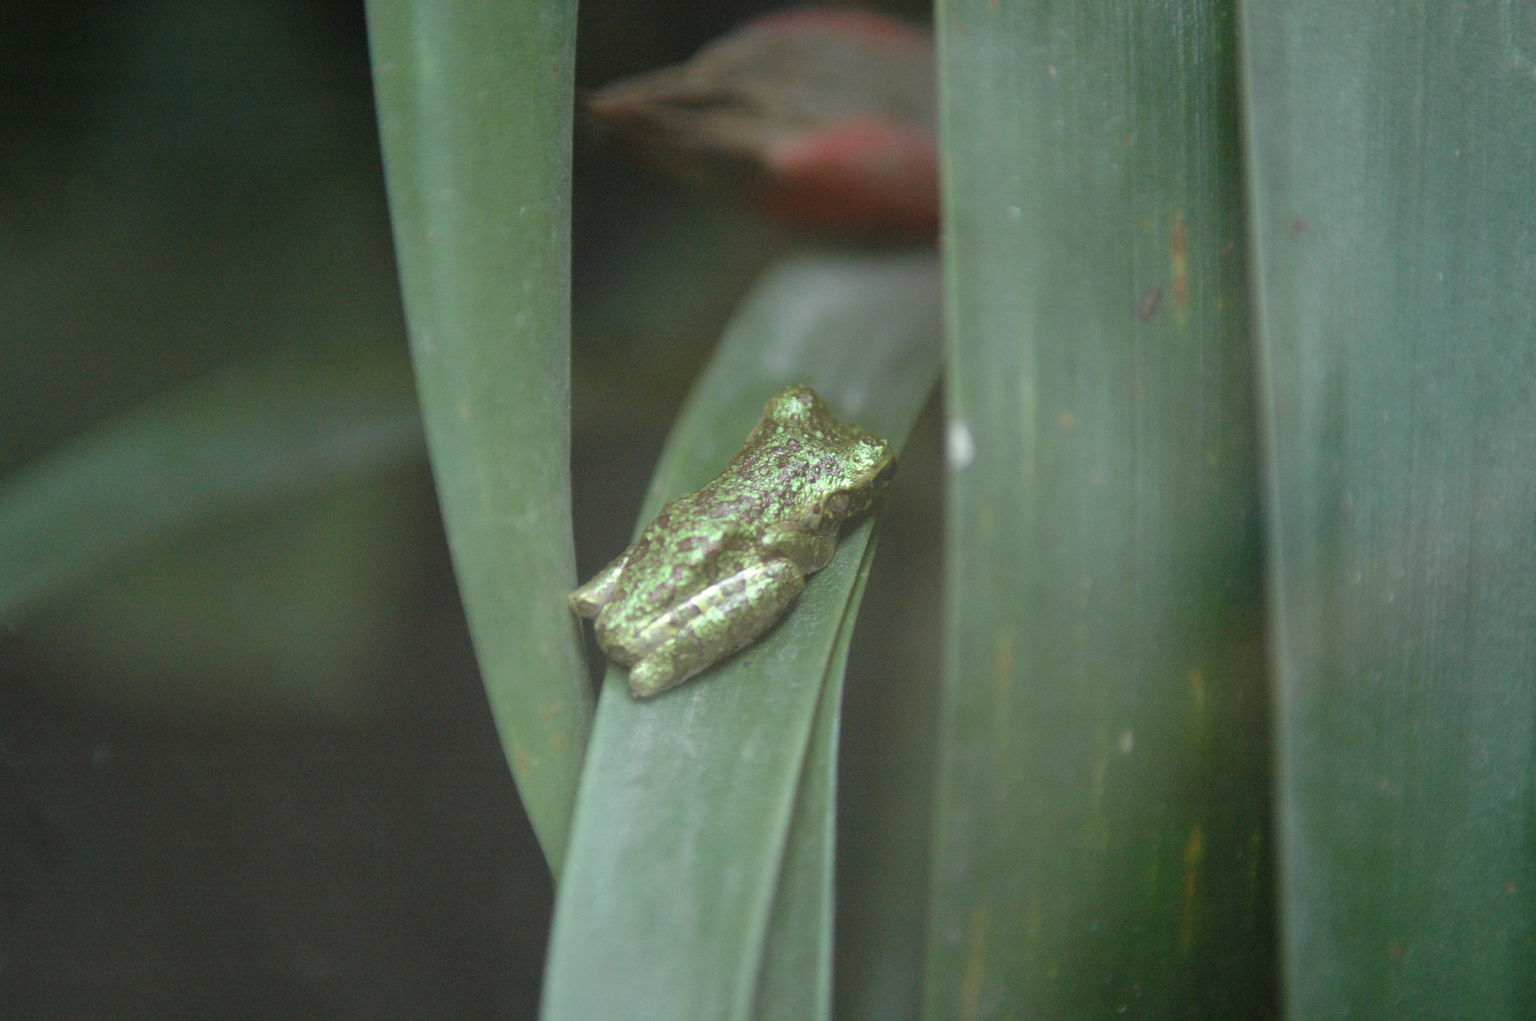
627 658 685 699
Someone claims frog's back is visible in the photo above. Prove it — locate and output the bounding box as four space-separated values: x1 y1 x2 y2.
597 486 768 631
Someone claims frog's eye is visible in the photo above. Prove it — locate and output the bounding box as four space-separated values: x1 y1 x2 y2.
874 460 898 488
769 385 818 421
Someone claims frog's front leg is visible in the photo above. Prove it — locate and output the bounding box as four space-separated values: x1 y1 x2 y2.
762 521 838 574
625 558 806 698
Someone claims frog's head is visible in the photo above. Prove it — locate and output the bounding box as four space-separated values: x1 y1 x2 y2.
827 431 896 520
761 384 896 521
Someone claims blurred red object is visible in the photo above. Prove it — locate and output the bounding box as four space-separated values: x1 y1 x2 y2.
585 9 938 241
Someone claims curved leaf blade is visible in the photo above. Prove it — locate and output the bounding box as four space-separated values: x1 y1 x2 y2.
752 554 869 1021
365 0 591 870
0 350 421 624
542 250 941 1021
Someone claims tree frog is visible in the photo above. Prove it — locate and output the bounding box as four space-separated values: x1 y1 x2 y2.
570 384 895 698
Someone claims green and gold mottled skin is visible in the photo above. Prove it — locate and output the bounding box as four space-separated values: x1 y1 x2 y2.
570 384 895 698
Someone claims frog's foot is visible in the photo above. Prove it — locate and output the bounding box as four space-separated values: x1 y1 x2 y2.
627 559 805 698
569 551 632 618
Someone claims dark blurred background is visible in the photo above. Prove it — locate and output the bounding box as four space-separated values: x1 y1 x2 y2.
1 1 937 1016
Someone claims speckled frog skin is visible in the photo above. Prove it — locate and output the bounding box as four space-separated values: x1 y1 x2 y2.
570 384 895 698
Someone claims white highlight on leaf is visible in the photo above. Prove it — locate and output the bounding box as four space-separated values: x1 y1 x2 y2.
946 418 975 470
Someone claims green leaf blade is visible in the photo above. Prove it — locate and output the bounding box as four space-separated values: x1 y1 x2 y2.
542 250 941 1021
1241 4 1536 1015
928 1 1274 1015
365 0 591 871
0 350 421 625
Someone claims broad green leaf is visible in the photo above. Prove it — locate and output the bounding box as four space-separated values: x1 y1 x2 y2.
0 349 420 624
541 250 941 1021
365 1 591 871
928 2 1274 1016
22 467 425 718
1241 4 1536 1015
0 348 423 717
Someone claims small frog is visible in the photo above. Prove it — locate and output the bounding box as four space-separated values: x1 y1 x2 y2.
570 384 895 698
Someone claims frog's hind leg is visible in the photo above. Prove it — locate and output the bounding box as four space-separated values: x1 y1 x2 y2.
569 551 632 618
627 559 804 698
